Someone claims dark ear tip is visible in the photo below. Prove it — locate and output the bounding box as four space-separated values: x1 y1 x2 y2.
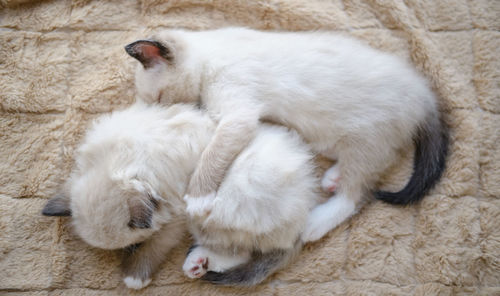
124 39 172 67
42 206 71 217
124 40 141 55
124 41 140 58
42 196 72 217
124 40 153 54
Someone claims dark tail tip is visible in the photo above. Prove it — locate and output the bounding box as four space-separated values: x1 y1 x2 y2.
375 115 449 205
202 241 302 286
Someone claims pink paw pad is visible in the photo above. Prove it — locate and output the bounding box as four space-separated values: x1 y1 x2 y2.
189 258 208 278
321 165 341 193
326 183 338 193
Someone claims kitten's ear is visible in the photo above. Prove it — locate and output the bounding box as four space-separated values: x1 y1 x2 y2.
42 194 71 216
127 194 159 229
124 40 172 69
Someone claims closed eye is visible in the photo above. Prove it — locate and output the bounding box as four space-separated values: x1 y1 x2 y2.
124 242 142 254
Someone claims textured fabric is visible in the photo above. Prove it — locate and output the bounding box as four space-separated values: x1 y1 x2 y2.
1 0 499 294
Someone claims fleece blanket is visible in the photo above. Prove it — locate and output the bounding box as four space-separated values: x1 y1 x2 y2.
0 0 499 295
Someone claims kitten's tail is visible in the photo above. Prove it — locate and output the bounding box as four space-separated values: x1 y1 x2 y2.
375 113 448 205
201 240 302 286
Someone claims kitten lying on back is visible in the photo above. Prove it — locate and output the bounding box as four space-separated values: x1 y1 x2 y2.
125 27 448 242
42 102 319 289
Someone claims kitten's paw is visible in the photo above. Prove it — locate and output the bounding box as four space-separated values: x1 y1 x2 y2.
301 205 333 243
321 164 341 193
183 256 209 279
123 276 151 290
184 192 216 217
301 218 330 243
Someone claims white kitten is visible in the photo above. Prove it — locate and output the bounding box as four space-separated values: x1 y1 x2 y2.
43 102 319 288
125 27 448 242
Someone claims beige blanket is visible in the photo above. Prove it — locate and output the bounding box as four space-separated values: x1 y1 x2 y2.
1 0 499 295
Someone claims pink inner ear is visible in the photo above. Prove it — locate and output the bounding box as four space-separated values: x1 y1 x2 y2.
140 43 161 59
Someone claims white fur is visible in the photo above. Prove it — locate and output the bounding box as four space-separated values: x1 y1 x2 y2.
183 246 250 278
60 102 318 287
68 102 211 250
189 124 318 252
123 276 151 290
301 193 356 242
132 27 439 241
184 192 216 217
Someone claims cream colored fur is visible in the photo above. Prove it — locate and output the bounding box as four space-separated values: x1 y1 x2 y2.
131 27 441 242
49 102 318 289
3 1 498 294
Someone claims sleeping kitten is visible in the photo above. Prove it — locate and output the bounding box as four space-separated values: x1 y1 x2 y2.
125 27 449 242
42 102 319 288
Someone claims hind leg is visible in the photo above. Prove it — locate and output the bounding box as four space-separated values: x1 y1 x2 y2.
301 191 358 242
183 245 250 278
302 166 369 243
302 141 394 242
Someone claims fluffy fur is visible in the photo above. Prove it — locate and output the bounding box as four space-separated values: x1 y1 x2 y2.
43 102 319 288
126 27 448 242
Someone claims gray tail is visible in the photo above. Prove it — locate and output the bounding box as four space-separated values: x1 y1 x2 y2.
375 114 448 205
201 240 302 286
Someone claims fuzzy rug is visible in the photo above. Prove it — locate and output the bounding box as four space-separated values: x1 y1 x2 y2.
1 0 499 295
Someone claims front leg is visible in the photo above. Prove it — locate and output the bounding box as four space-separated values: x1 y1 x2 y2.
186 111 259 199
121 220 185 289
184 192 217 217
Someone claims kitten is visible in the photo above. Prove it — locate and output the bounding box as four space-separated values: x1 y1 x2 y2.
42 102 319 288
125 27 449 242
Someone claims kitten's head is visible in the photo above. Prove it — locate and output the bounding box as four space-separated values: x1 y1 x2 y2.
125 31 200 106
42 168 168 250
42 103 204 251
